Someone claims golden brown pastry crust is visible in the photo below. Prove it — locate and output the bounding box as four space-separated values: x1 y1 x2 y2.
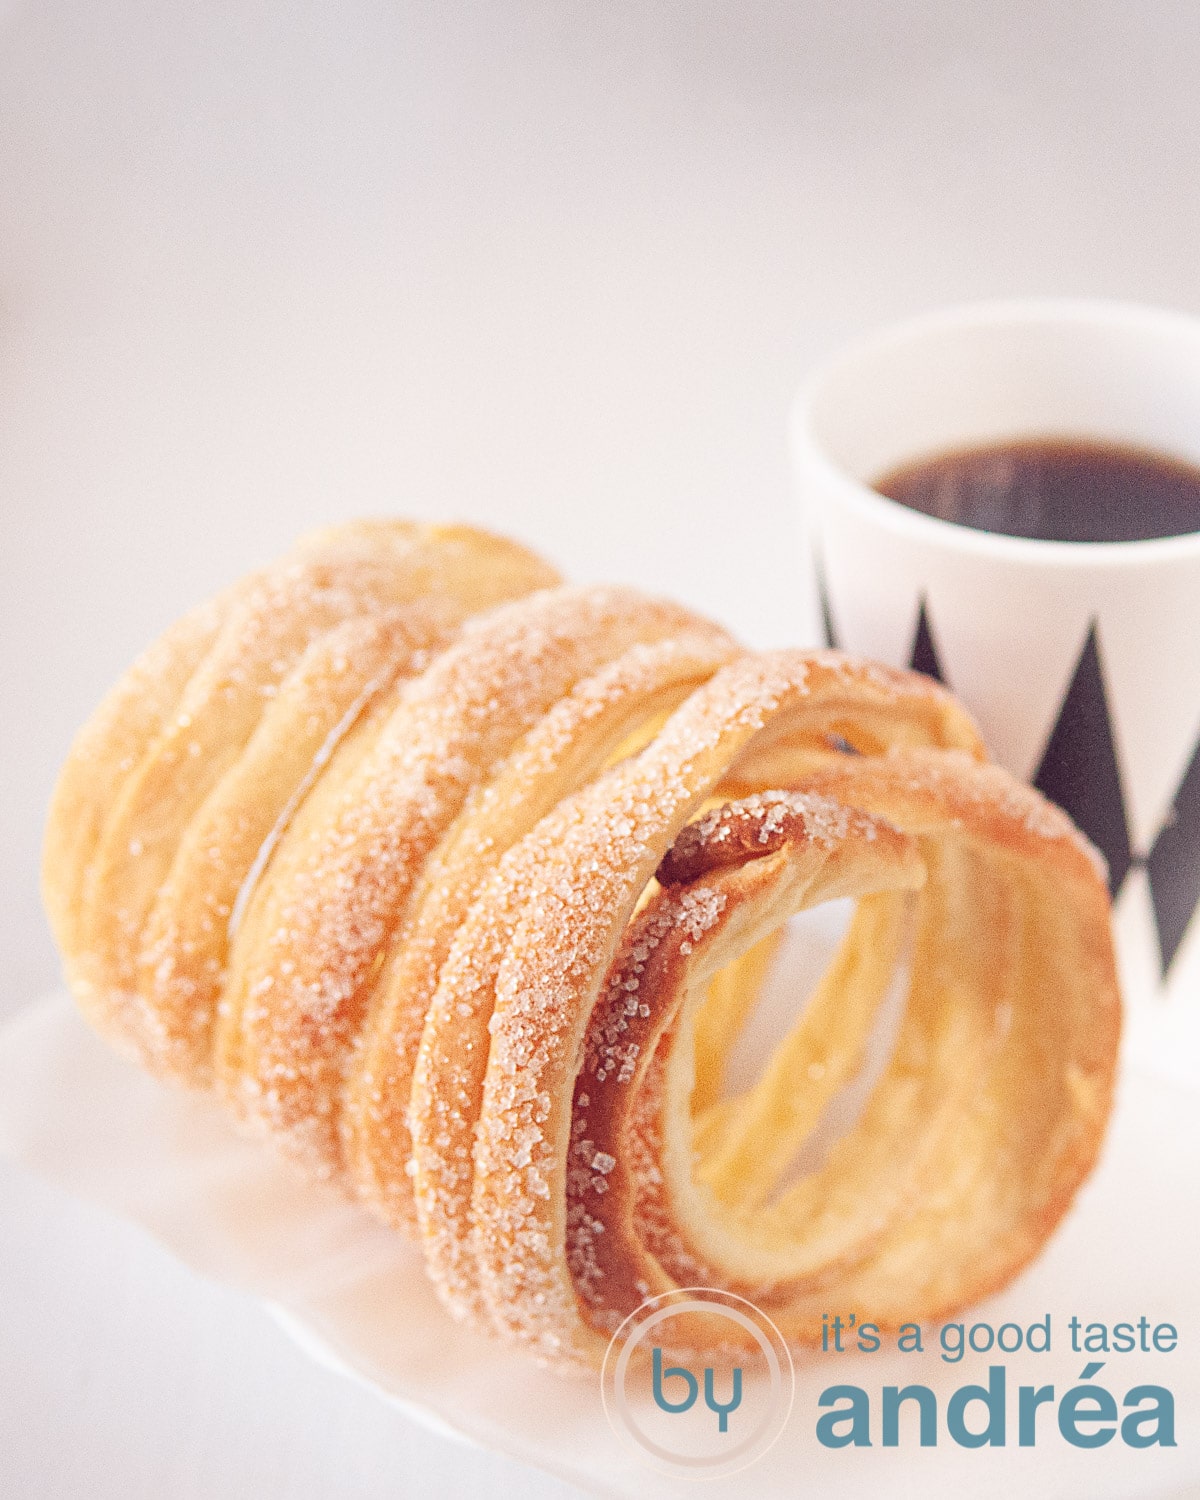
215 586 727 1177
44 521 559 1076
450 655 986 1362
43 585 245 972
42 521 1121 1375
343 627 741 1230
138 601 459 1085
559 752 1118 1363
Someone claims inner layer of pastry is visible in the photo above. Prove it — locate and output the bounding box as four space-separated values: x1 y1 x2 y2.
564 754 1119 1358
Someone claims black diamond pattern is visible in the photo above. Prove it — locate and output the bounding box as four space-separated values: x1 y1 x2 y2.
1033 624 1133 897
814 553 840 649
908 598 946 684
1146 736 1200 975
862 590 1200 981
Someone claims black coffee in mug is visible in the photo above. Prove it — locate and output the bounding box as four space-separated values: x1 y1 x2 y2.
874 436 1200 544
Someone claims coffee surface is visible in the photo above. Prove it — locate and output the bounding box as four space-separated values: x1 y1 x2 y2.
874 436 1200 543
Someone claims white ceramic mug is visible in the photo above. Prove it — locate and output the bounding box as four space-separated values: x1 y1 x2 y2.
791 299 1200 1080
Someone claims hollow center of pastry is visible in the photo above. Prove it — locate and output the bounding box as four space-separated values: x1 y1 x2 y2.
686 889 916 1218
709 899 854 1101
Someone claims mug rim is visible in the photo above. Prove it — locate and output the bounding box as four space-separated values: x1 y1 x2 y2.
791 296 1200 569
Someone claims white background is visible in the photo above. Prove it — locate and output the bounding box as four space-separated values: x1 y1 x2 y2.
3 3 1200 1496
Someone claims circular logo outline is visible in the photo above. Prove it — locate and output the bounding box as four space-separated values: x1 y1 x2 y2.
601 1287 795 1479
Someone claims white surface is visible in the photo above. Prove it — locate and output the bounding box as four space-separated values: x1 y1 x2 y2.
5 3 1200 1497
3 994 1199 1500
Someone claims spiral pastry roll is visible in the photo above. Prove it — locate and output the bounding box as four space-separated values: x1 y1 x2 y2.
43 521 560 1082
42 520 1120 1373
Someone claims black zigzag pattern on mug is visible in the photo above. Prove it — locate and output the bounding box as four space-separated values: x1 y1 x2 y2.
816 571 1200 973
906 601 1200 979
1146 735 1200 976
1031 626 1133 896
907 599 945 685
1029 620 1200 978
